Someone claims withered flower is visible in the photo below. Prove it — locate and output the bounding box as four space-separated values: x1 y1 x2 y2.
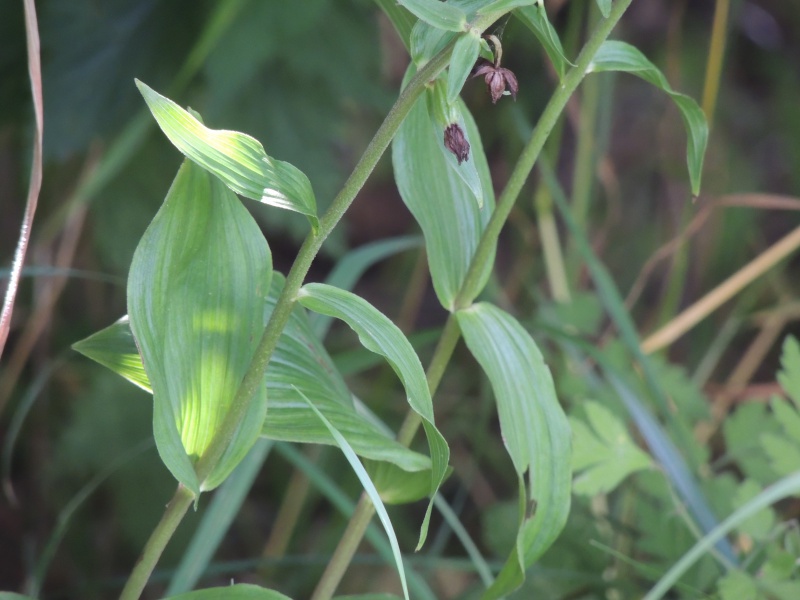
472 35 518 104
444 123 470 164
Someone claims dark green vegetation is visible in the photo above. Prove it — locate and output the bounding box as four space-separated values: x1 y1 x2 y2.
1 1 800 599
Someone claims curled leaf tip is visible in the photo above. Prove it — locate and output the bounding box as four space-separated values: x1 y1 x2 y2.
444 123 470 164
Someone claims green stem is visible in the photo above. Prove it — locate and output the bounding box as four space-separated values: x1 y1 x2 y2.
454 0 634 309
119 485 194 600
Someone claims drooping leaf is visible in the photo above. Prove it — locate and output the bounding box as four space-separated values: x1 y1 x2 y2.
297 282 449 549
570 401 652 496
300 389 410 600
515 2 570 80
127 160 271 494
397 0 466 32
393 64 495 311
447 30 481 104
587 41 708 195
136 79 318 227
456 302 571 598
162 584 292 600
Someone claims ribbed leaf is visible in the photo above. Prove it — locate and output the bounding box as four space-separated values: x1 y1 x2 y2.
74 280 431 474
72 316 150 392
588 41 708 195
397 0 466 32
409 0 491 66
393 65 495 310
128 160 271 494
515 2 569 80
163 584 292 600
456 302 571 599
447 30 481 104
300 390 410 600
297 282 449 549
478 0 539 14
135 80 318 227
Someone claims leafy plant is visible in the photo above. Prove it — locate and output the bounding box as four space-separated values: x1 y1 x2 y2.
4 1 800 599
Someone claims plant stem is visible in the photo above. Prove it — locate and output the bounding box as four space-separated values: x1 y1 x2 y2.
119 484 194 600
454 0 634 309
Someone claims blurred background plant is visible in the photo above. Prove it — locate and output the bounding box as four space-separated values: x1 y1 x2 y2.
1 0 800 598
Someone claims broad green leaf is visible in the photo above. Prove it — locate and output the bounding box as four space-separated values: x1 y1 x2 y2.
717 571 758 600
456 302 571 598
409 0 492 66
0 595 37 600
732 479 776 540
163 584 292 600
300 389 410 600
393 65 495 311
73 286 432 474
72 316 150 392
367 460 450 505
595 0 611 18
426 77 484 207
447 30 481 104
515 2 570 80
128 160 271 494
587 41 708 195
135 80 318 227
570 400 652 496
397 0 466 32
297 282 449 549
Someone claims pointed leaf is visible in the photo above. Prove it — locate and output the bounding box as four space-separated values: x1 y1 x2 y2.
299 389 410 600
128 160 271 493
393 65 495 310
515 2 570 79
397 0 466 32
163 584 292 600
595 0 611 18
72 316 150 393
478 0 539 14
136 80 317 227
447 30 481 104
588 41 708 195
297 282 449 549
456 302 571 598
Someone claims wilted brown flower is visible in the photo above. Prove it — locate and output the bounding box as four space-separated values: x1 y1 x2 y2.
444 123 470 164
473 60 519 104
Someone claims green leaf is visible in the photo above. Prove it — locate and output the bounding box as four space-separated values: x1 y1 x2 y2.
128 160 271 494
135 80 318 228
397 0 466 32
595 0 611 18
299 389 410 600
447 30 481 104
367 460 451 505
587 41 708 195
163 584 292 600
515 2 570 80
478 0 539 14
456 302 571 598
72 316 151 393
570 401 652 496
297 282 449 549
73 280 432 474
731 478 776 540
717 571 758 600
393 65 495 311
264 275 431 473
778 335 800 409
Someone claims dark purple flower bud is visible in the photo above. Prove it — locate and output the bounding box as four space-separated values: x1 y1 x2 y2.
444 123 470 165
